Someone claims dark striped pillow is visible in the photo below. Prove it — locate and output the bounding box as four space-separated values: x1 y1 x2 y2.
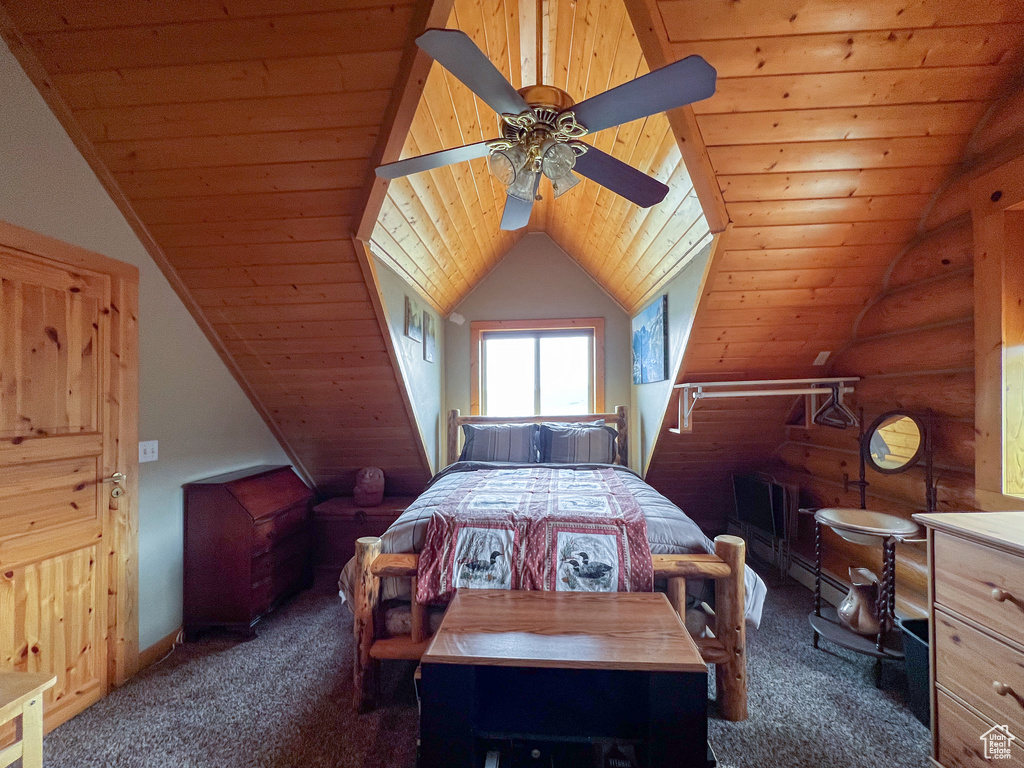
459 423 538 463
538 422 617 464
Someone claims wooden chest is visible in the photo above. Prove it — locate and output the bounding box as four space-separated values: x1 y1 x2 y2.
311 496 415 592
914 512 1024 767
184 465 314 638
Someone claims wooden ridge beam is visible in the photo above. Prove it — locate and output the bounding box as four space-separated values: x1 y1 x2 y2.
621 0 729 234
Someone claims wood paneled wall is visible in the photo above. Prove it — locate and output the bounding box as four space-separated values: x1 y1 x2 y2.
771 80 1024 617
775 218 975 617
639 0 1024 532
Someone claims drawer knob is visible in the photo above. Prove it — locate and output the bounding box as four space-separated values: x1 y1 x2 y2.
992 588 1012 602
993 681 1013 697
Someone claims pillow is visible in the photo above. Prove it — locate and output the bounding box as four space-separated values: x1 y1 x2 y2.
459 423 538 463
538 422 618 464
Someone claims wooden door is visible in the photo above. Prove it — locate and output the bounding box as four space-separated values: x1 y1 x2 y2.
0 221 139 730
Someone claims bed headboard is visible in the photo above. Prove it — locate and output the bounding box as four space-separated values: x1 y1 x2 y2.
446 405 629 469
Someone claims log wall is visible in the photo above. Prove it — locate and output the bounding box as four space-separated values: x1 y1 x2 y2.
770 94 1024 615
773 215 975 617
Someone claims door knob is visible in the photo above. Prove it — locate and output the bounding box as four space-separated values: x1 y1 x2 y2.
104 472 126 498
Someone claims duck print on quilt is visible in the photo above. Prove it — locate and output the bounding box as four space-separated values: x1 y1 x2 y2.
415 467 654 604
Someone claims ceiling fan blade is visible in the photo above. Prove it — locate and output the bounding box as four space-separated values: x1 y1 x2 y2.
500 176 540 230
573 148 669 208
376 140 493 180
417 29 532 117
567 56 716 134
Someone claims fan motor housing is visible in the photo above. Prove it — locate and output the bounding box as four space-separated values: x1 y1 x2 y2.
500 85 579 144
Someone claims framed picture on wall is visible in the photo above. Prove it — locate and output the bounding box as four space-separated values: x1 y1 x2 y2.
631 295 668 384
423 311 436 363
405 295 423 342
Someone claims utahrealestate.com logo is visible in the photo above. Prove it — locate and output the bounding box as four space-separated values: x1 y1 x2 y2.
980 725 1017 760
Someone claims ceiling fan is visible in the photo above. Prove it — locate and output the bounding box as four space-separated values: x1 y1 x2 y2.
375 29 717 231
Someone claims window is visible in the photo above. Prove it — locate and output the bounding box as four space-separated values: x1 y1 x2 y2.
470 319 605 416
971 157 1024 504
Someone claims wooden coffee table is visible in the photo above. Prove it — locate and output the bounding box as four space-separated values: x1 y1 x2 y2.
418 590 712 768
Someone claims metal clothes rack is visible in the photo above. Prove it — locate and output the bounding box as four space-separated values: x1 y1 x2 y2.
670 377 859 433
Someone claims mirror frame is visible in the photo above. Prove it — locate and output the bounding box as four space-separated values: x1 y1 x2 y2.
862 410 927 475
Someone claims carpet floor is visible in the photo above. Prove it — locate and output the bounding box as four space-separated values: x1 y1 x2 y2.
44 574 930 768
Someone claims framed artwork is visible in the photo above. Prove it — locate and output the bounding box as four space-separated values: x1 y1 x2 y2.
423 311 436 363
404 295 423 342
631 295 668 384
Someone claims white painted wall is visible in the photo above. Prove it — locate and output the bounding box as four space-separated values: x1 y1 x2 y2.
445 233 632 458
0 42 290 650
372 256 445 472
631 241 713 472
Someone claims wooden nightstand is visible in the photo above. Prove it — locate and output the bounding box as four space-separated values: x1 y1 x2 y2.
312 496 415 592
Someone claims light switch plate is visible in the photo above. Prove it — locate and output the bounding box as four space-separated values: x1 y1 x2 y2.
139 440 159 463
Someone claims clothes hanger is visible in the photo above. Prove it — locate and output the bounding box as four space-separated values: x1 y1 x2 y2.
813 383 859 429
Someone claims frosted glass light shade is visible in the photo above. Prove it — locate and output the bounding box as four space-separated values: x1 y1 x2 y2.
488 145 527 188
551 171 580 198
488 151 516 186
542 142 576 180
507 169 539 201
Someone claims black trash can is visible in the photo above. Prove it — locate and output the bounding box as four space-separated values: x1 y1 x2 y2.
900 618 930 727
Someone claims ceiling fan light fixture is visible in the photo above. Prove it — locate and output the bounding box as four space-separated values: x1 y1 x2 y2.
550 170 581 199
488 151 515 187
487 148 519 186
541 141 576 180
506 167 540 201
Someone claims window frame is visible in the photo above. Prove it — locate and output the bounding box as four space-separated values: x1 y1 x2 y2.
970 153 1024 506
469 318 605 416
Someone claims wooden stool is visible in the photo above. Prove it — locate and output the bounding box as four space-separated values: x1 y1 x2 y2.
0 674 56 768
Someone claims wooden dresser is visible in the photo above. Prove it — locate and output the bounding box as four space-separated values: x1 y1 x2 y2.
914 512 1024 767
184 465 314 638
311 496 415 592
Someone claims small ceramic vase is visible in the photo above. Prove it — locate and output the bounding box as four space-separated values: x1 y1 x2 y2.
838 567 881 636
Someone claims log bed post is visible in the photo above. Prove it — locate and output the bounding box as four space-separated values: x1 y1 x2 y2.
666 577 687 622
353 536 382 712
447 409 460 466
714 535 747 721
615 404 629 467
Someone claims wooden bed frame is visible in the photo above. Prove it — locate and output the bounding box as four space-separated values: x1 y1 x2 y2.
352 407 749 721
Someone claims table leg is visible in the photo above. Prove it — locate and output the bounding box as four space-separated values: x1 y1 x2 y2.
813 520 822 648
21 696 44 768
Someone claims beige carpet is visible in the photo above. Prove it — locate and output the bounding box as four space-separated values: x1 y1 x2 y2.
44 578 929 767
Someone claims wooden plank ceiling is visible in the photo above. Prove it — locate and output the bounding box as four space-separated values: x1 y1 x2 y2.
372 0 710 314
641 0 1024 529
0 0 441 495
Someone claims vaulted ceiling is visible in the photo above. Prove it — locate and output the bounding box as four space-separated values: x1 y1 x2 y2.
3 0 1023 511
371 0 710 314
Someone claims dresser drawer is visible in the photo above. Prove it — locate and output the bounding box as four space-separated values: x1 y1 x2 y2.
252 502 309 557
934 532 1024 641
936 691 1022 767
252 532 307 584
935 610 1024 734
252 551 306 615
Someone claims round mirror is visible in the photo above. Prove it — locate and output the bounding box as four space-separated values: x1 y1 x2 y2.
863 411 925 473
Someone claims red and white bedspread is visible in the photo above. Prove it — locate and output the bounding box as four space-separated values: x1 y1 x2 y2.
415 467 654 604
338 461 767 628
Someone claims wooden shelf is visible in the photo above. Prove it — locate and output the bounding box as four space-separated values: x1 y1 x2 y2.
809 606 903 660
